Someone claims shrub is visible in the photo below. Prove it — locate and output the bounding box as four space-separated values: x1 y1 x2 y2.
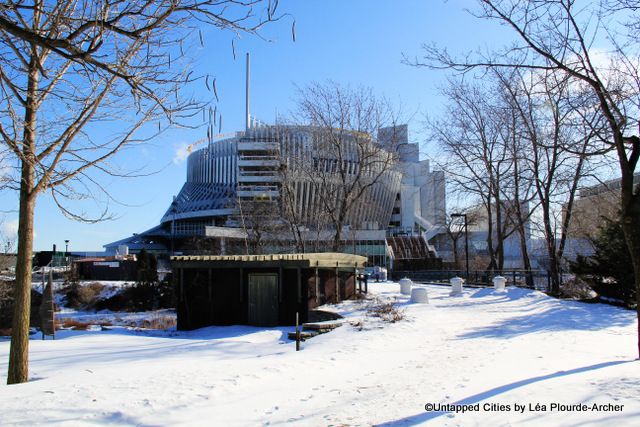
570 218 636 307
61 281 105 310
95 279 174 312
559 277 597 301
141 314 176 330
58 319 112 330
136 249 158 285
368 300 405 323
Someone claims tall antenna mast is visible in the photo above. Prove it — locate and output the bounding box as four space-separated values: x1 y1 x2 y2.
245 52 250 131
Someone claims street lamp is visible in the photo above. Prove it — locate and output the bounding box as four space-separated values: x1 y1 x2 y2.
451 213 469 282
169 199 178 255
64 240 70 270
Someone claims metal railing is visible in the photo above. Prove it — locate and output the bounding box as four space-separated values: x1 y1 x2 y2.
390 269 553 292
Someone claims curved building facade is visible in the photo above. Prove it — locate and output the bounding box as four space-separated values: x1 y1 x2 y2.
157 125 402 234
105 124 445 266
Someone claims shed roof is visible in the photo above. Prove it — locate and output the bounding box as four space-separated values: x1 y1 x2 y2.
171 252 368 269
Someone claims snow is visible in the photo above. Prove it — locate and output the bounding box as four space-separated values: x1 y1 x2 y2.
1 282 639 426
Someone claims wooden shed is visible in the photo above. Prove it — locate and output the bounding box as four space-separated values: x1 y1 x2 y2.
171 253 367 330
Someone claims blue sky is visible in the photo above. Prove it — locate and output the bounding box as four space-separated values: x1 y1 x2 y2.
1 0 511 252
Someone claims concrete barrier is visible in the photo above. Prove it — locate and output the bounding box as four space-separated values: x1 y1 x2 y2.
411 287 429 303
399 278 413 295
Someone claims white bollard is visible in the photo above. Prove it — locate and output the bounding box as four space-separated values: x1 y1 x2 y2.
493 276 507 292
450 277 464 296
399 278 413 295
411 287 429 303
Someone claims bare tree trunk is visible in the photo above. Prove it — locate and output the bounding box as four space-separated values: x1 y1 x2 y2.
484 195 497 272
511 147 533 285
620 165 640 357
7 176 36 384
494 193 505 272
8 46 39 384
452 238 460 269
624 223 640 358
541 200 561 294
332 210 345 252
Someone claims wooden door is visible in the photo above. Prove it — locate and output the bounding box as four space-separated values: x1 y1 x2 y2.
248 273 279 326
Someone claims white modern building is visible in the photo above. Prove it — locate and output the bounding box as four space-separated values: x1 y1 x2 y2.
105 122 446 267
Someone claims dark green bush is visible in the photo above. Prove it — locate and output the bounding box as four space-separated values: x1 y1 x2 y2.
570 218 636 307
95 279 174 312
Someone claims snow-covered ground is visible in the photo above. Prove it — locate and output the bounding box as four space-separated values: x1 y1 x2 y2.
1 282 638 426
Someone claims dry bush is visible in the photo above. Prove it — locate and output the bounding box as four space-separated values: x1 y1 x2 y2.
349 318 365 331
368 300 405 323
141 314 176 330
0 254 16 272
560 277 597 301
59 318 112 330
62 282 105 310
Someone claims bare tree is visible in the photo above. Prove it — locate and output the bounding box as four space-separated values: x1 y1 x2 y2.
292 82 402 251
499 93 536 280
413 0 640 355
237 194 286 254
0 0 283 384
496 68 604 292
429 77 516 271
0 221 16 272
278 153 307 253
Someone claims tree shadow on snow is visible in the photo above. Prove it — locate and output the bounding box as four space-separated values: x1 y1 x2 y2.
44 324 291 343
376 359 636 426
456 294 635 339
22 326 292 370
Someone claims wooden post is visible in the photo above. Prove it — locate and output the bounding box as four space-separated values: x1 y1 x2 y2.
239 267 244 302
296 267 302 303
279 265 283 303
314 266 320 304
354 264 359 295
41 266 45 340
49 269 56 340
295 312 300 351
208 268 213 323
335 262 340 303
179 268 184 302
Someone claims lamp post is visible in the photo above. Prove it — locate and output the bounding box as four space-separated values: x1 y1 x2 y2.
64 240 70 270
169 199 177 256
451 213 469 282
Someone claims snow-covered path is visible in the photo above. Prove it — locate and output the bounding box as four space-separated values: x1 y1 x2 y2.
1 283 638 426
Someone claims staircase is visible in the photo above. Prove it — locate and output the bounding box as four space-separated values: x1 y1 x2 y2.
287 320 343 341
387 236 436 260
386 235 442 270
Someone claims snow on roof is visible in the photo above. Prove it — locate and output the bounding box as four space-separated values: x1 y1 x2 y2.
171 252 368 268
